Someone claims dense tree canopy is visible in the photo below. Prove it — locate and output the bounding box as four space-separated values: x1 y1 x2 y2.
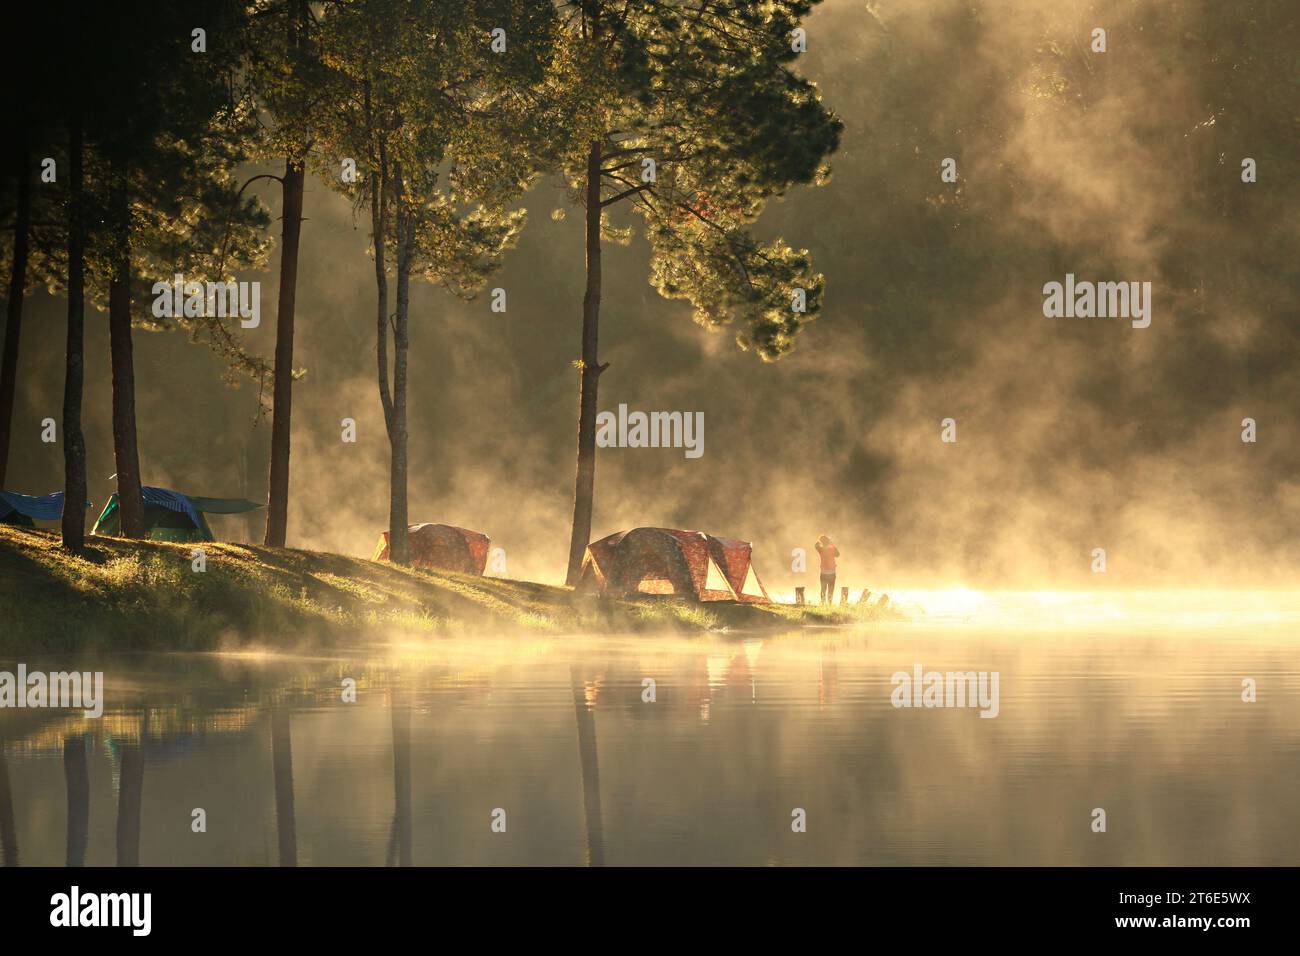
313 0 564 562
553 0 842 581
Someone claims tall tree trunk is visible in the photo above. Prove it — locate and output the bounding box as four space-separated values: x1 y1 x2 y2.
389 166 411 565
63 734 89 867
263 157 305 547
61 111 87 552
108 172 145 538
0 137 31 487
565 140 607 585
369 129 407 563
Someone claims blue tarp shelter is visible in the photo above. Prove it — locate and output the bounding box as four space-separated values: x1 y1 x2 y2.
92 486 263 542
0 491 91 526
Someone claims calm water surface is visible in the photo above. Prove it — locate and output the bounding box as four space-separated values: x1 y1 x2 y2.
2 620 1298 866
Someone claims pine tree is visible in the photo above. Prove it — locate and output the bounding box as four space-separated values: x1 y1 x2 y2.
64 2 271 537
245 0 331 548
315 0 560 564
0 8 59 487
553 0 841 584
61 101 87 553
0 101 35 489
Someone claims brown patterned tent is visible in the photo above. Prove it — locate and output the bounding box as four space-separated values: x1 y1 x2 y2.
371 523 490 575
577 527 770 603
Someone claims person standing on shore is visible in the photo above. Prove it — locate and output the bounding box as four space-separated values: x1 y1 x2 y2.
815 534 839 605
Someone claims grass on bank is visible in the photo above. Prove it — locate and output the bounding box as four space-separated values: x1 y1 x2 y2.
0 526 899 653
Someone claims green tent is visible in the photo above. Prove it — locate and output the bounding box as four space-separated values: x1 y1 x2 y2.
92 487 263 542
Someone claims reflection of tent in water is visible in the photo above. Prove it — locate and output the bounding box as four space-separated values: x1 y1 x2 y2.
578 527 771 603
92 486 263 542
0 490 91 527
372 523 490 574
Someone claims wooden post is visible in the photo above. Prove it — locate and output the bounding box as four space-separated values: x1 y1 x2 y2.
794 586 805 605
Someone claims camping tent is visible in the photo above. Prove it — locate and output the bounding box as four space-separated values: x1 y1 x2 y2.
372 523 490 575
577 527 771 603
0 491 91 527
91 487 263 542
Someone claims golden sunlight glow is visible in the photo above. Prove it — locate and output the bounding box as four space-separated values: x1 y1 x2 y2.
886 588 1300 631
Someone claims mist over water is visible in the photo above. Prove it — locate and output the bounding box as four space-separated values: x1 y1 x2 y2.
3 622 1298 866
5 0 1298 594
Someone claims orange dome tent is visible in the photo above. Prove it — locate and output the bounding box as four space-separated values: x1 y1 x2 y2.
577 527 770 603
372 523 490 575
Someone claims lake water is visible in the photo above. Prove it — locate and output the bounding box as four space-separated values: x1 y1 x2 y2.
2 609 1299 866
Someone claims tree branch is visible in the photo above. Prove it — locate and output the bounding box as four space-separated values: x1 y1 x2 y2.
600 182 656 207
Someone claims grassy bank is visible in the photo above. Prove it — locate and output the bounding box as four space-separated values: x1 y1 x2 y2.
0 527 885 653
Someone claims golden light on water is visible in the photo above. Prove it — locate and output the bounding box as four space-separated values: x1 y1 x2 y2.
883 588 1300 631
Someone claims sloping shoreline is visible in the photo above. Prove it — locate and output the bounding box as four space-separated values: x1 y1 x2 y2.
0 527 877 653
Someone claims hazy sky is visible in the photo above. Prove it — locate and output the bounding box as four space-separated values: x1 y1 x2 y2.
7 0 1299 590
